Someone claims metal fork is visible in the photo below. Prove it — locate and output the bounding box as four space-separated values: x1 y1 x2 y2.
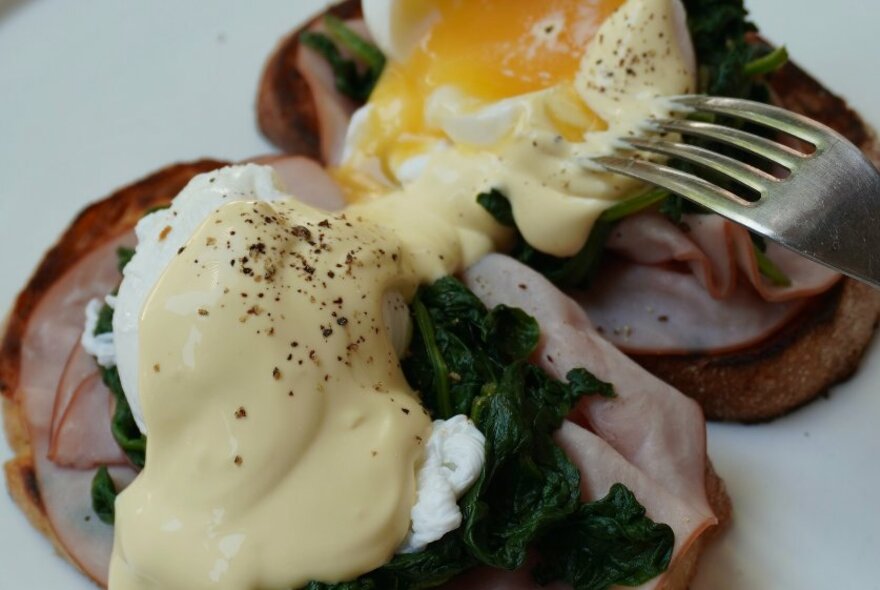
594 95 880 288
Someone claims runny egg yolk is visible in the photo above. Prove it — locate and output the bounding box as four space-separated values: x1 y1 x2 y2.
414 0 627 100
338 0 626 200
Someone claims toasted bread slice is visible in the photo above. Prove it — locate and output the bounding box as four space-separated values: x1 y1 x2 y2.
1 160 227 585
255 13 880 423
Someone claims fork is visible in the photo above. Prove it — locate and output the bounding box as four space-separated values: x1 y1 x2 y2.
593 95 880 288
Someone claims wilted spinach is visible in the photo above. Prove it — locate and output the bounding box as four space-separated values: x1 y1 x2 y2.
308 278 671 589
91 466 118 525
300 15 386 102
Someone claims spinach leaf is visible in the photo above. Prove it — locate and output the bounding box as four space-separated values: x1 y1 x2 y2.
480 305 539 363
684 0 759 97
116 246 135 274
300 15 386 102
744 45 788 77
753 245 792 287
567 367 615 400
380 533 477 588
323 15 385 75
460 364 583 570
307 532 477 590
533 484 675 590
657 192 699 225
94 302 114 336
404 278 510 418
101 364 147 468
91 466 118 525
304 581 379 590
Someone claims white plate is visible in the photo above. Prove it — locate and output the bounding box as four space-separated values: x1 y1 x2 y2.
0 1 877 588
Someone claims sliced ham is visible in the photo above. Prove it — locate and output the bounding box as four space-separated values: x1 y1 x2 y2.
18 232 138 585
297 19 371 165
574 263 809 355
582 211 840 354
250 154 348 210
48 371 128 469
607 212 839 302
462 254 717 589
49 341 99 452
733 233 840 302
607 213 736 298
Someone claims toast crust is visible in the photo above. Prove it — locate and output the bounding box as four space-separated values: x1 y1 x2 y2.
634 55 880 422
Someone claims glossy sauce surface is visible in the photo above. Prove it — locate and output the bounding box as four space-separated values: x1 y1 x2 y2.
111 200 432 589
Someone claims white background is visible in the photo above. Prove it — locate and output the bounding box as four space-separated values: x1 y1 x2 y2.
1 1 878 588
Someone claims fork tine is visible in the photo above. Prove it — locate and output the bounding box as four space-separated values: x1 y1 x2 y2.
621 137 775 193
672 95 828 146
654 118 805 170
593 156 754 208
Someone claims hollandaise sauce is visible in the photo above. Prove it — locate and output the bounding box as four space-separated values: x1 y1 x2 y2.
110 200 438 589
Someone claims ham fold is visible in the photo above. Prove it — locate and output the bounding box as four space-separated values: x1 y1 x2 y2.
579 211 840 354
48 369 128 469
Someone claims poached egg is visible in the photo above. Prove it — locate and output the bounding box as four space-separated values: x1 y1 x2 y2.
339 0 696 256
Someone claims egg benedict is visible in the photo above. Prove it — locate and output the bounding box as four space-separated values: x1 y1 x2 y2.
2 0 737 589
103 1 704 586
